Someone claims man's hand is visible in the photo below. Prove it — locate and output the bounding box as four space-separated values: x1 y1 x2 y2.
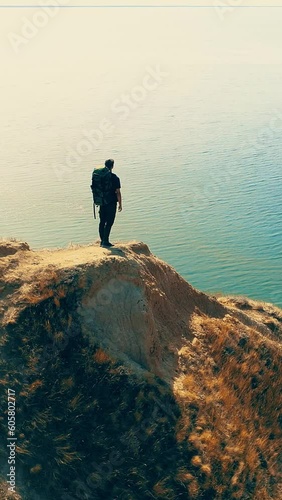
116 188 122 212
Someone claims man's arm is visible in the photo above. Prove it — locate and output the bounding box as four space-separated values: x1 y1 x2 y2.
116 188 122 212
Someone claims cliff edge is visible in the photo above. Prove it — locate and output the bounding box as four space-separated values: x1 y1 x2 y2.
0 240 281 500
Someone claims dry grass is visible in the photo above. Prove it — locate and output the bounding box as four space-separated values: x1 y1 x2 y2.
173 315 282 499
93 348 112 364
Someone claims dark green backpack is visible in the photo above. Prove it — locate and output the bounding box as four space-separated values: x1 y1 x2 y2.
91 167 112 212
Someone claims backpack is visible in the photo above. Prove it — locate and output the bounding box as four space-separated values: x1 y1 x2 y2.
90 167 112 218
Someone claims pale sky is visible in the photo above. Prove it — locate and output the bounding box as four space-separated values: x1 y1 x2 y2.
1 6 282 79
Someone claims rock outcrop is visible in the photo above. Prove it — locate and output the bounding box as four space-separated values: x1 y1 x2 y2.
0 240 30 258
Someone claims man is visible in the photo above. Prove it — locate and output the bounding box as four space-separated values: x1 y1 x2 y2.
99 159 122 248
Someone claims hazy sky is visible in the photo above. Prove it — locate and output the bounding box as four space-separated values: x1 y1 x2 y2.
1 6 282 77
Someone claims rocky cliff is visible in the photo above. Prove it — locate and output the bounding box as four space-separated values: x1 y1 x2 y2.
0 240 281 500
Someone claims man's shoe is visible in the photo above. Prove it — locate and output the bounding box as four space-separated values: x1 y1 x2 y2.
102 242 114 248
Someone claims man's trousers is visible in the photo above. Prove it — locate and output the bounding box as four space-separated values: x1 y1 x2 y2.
99 203 117 244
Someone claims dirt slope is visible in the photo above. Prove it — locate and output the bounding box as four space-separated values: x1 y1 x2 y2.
0 240 281 500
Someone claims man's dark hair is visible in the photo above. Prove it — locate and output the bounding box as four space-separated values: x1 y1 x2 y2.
105 159 114 169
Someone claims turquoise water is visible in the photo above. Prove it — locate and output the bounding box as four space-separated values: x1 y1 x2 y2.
1 63 282 307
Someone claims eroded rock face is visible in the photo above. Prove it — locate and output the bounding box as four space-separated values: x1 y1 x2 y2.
79 279 152 369
76 242 227 380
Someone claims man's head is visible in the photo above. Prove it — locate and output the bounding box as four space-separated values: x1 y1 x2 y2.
105 159 114 170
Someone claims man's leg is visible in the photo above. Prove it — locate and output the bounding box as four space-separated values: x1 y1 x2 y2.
103 203 117 244
99 206 107 242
